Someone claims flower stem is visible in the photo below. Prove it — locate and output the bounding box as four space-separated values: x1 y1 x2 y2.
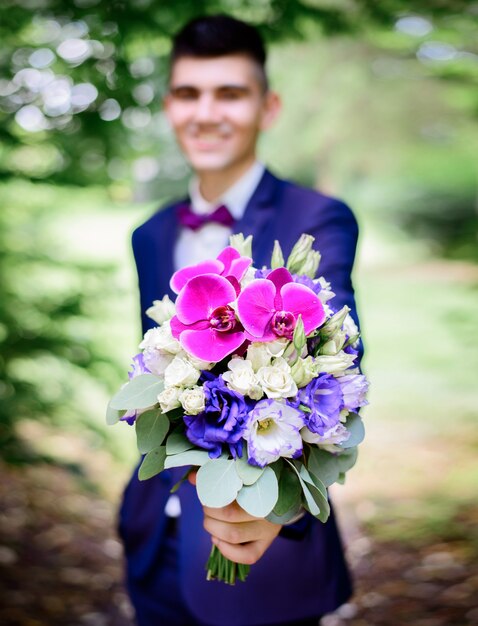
206 545 250 585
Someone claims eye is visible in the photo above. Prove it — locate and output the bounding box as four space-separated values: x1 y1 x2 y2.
170 87 198 101
217 88 247 101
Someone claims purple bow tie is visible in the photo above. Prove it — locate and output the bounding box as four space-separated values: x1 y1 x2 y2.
176 203 235 231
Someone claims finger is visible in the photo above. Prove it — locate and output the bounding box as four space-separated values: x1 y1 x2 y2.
204 517 265 545
187 469 197 486
213 538 266 566
203 501 257 523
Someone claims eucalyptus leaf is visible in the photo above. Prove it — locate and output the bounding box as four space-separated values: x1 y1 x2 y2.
235 455 265 485
266 506 302 525
341 412 365 448
135 409 169 454
308 446 358 487
138 446 166 481
299 465 330 522
286 459 328 521
110 374 163 410
105 403 121 425
166 430 194 455
164 449 211 469
273 466 302 516
236 467 278 517
196 459 243 508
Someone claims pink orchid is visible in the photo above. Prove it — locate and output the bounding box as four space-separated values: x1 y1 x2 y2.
170 273 245 362
170 246 252 294
237 267 326 342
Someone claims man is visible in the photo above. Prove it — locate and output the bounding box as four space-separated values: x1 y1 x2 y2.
119 14 359 626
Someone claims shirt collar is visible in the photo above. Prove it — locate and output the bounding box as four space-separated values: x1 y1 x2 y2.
188 161 265 220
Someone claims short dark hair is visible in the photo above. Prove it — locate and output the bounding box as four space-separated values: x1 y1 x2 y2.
170 14 269 91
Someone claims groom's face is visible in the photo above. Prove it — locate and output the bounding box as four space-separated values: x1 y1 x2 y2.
165 54 279 176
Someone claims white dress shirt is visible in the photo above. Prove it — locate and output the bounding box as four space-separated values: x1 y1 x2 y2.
173 161 265 270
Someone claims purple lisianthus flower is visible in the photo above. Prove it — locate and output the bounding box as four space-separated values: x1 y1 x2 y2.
338 374 369 412
298 373 343 435
293 274 321 295
244 399 305 467
302 421 350 447
128 353 150 379
254 268 271 279
183 374 250 459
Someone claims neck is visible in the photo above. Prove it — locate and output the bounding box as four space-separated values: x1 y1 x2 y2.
196 157 256 202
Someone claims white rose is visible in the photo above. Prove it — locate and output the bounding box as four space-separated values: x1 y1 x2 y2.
139 322 181 355
146 295 176 325
164 355 200 388
143 349 174 377
247 339 289 372
314 351 357 375
290 356 319 388
157 386 181 413
186 353 215 371
257 357 298 399
222 358 263 400
179 386 206 415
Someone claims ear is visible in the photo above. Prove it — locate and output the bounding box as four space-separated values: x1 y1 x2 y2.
260 91 281 131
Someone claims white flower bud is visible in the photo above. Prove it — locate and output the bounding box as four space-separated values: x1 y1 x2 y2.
139 322 181 355
300 250 321 278
179 386 206 415
229 233 253 258
257 357 298 399
314 351 356 375
271 240 285 269
286 234 315 274
164 356 200 388
290 356 319 388
222 358 263 400
246 339 288 372
146 295 176 325
157 386 181 413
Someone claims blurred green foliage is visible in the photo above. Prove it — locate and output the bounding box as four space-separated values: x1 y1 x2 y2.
0 181 125 463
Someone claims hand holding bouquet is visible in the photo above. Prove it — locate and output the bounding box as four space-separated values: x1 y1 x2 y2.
108 234 369 584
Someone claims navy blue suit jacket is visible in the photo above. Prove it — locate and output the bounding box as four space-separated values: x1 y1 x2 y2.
119 169 359 625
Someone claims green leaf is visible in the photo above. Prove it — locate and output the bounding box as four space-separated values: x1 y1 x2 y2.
299 465 330 522
340 412 365 448
286 459 329 522
236 467 279 517
138 446 166 481
164 449 211 469
235 455 265 485
196 459 243 508
308 446 358 487
273 466 302 516
135 409 169 454
266 506 303 525
166 430 194 455
105 402 121 425
109 374 163 410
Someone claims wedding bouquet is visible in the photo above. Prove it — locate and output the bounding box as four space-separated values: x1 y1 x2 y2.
107 234 368 584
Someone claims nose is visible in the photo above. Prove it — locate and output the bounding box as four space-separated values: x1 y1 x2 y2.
194 93 220 123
